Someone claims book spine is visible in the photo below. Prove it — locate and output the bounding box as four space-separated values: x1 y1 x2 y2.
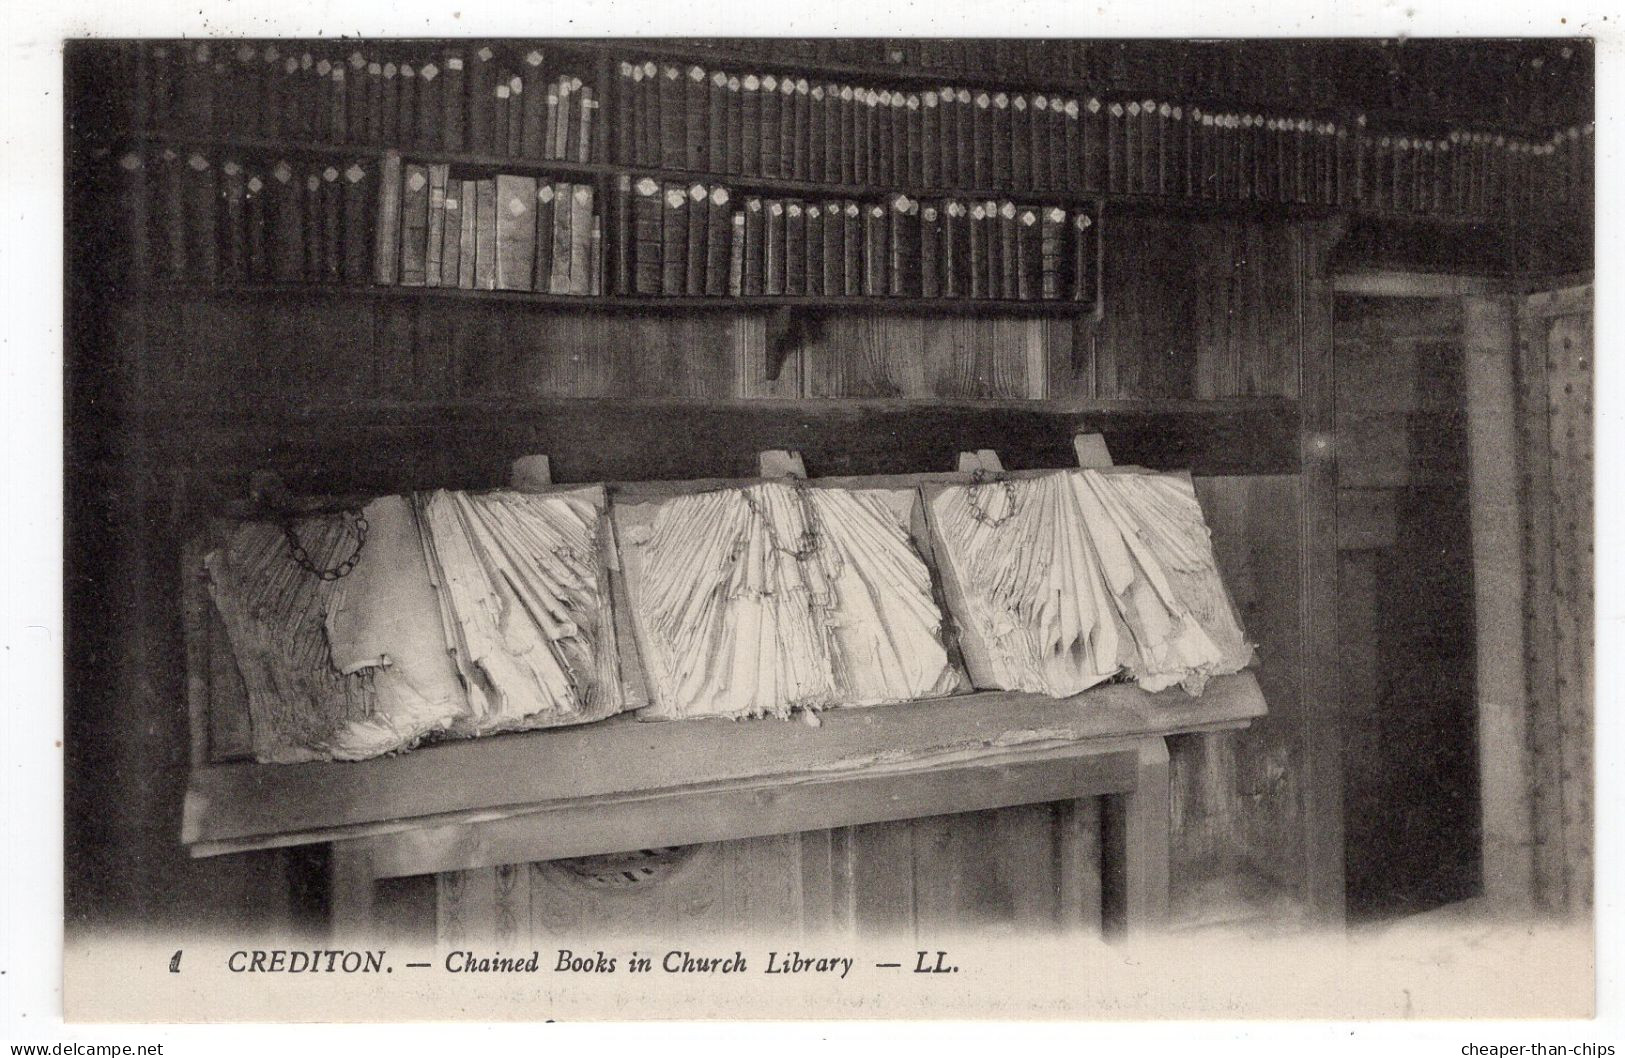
398 163 429 286
632 176 663 295
608 176 628 294
1039 207 1064 300
424 163 448 287
372 150 402 284
1015 206 1038 301
474 178 497 290
183 151 218 282
804 203 824 296
417 59 442 148
856 203 880 297
440 177 461 287
780 79 800 179
322 165 343 283
743 197 764 296
725 76 744 174
549 181 573 294
493 173 534 291
685 65 708 170
685 183 708 296
941 200 963 298
822 200 844 297
615 62 636 163
760 75 782 178
808 84 827 183
568 183 594 295
793 79 812 181
705 186 732 296
365 55 383 145
708 70 729 173
921 91 940 189
521 50 547 157
398 62 418 149
577 85 597 163
442 51 465 151
534 182 557 292
919 203 940 298
841 202 862 296
302 171 322 282
741 76 762 177
937 87 959 189
245 169 268 281
661 183 688 295
220 159 246 282
1008 94 1028 190
784 200 806 295
270 158 302 283
1073 211 1095 303
764 199 785 295
967 202 986 298
492 79 511 157
997 201 1017 299
545 77 561 160
659 65 686 169
972 91 992 188
467 45 495 153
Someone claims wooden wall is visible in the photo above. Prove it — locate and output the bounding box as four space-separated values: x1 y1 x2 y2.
66 208 1341 937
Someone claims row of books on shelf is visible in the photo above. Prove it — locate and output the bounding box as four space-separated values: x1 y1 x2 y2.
99 42 1591 219
109 148 376 285
375 156 603 293
111 41 602 162
610 177 1098 301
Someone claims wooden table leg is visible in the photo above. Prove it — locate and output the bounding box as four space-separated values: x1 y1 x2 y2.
1101 735 1171 937
329 839 379 944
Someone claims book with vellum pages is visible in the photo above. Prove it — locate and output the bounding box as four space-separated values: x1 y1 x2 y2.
204 487 625 763
206 495 465 763
615 481 968 720
414 486 624 735
925 469 1253 698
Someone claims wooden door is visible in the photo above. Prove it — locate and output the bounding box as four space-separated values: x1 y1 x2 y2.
1333 294 1481 922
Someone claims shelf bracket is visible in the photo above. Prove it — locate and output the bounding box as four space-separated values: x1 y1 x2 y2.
764 306 828 383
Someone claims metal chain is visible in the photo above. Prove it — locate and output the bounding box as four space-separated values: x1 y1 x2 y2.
964 468 1019 528
284 510 369 581
741 483 823 561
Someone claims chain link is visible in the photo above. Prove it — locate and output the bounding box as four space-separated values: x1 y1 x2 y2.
284 510 369 581
740 483 823 561
964 468 1019 528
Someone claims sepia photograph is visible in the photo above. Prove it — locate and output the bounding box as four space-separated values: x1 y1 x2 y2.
15 9 1604 1037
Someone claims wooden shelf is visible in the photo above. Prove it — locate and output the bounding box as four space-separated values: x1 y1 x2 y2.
96 130 1542 230
182 670 1266 858
116 279 1103 316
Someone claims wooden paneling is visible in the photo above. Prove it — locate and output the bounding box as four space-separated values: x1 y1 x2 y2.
432 803 1105 944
